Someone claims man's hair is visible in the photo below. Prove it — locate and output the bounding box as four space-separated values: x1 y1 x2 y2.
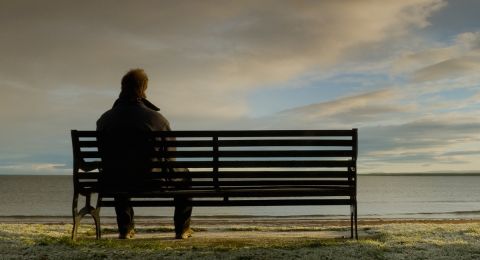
120 68 148 99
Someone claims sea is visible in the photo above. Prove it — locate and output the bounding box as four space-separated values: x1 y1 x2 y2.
1 175 480 219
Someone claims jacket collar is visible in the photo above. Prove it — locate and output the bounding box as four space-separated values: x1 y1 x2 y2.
112 97 160 111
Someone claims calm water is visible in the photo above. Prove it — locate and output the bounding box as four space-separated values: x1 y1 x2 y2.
1 175 480 218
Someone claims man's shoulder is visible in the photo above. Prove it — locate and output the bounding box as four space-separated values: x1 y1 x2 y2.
144 109 171 130
96 108 115 130
96 100 171 131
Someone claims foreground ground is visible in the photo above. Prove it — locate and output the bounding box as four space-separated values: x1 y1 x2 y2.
1 217 480 259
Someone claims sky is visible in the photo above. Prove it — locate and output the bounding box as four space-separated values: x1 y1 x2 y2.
1 0 480 174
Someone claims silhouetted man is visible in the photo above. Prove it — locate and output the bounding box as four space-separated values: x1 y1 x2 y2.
97 68 193 239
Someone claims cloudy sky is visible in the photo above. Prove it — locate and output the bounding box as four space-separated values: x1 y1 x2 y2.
1 0 480 174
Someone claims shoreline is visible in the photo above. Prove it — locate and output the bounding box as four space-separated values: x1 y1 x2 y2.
2 215 480 226
3 173 480 176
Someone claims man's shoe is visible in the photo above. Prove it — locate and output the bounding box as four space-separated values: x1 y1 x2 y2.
119 229 135 239
175 228 193 239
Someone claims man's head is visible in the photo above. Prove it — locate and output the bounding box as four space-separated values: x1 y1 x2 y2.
120 68 148 99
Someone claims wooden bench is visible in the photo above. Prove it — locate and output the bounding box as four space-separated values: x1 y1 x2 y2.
71 129 358 239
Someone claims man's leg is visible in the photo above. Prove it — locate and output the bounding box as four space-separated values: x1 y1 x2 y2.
114 196 135 239
171 170 193 239
174 196 193 239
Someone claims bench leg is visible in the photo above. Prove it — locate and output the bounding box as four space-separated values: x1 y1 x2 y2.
71 192 80 240
71 192 101 240
354 200 358 240
350 204 354 239
93 196 102 239
349 201 359 239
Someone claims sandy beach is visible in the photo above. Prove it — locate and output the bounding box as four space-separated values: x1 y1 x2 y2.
2 216 480 259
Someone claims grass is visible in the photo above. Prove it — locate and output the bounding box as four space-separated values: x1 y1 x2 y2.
1 221 480 259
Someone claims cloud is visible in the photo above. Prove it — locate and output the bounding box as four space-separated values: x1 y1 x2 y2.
441 150 480 157
392 31 480 82
413 54 480 81
365 116 480 147
276 89 415 127
360 116 480 165
393 46 461 74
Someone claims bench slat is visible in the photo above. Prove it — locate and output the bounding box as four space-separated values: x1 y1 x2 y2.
74 172 100 178
72 130 98 137
157 139 353 147
79 180 353 188
152 160 354 168
75 171 353 179
78 151 101 158
78 141 98 147
188 180 353 186
100 187 353 198
151 130 354 137
79 150 354 159
77 140 353 148
172 171 353 178
77 161 101 170
101 199 352 207
157 150 354 158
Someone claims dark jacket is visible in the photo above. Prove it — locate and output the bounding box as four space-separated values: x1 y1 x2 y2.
97 98 171 132
96 98 172 189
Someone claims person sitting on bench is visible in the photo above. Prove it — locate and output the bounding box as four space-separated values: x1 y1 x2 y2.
96 68 193 239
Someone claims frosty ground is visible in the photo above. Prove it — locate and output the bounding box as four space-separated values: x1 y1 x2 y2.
1 217 480 259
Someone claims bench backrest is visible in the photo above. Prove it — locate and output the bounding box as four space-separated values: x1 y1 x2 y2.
71 129 358 193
